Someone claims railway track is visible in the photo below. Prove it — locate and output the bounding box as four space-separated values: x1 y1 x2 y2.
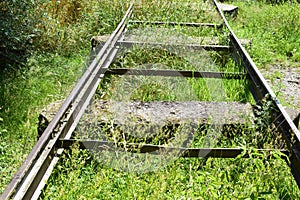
2 1 300 199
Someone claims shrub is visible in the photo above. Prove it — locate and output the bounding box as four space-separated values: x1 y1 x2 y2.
0 0 37 68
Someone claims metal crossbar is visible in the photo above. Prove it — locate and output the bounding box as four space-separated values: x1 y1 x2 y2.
106 68 246 79
117 41 231 51
59 139 289 159
129 20 222 27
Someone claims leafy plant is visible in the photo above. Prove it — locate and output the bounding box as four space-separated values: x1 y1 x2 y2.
0 0 38 67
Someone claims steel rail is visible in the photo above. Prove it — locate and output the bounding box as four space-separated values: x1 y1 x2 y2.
0 4 134 200
212 0 300 187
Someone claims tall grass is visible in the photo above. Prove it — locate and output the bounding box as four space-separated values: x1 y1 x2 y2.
0 0 127 192
34 0 128 53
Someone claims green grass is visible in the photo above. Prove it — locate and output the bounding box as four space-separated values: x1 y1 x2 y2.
1 0 300 198
40 146 299 200
100 47 251 102
133 0 222 23
1 0 126 192
0 51 89 192
228 0 300 67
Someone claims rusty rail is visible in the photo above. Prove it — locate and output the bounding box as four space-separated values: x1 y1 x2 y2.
212 0 300 187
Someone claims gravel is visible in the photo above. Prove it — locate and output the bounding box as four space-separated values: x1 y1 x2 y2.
262 66 300 110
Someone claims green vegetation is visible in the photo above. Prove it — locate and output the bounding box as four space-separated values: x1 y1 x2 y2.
1 0 299 198
0 0 128 193
0 52 88 192
228 0 300 67
0 1 37 66
134 0 222 23
102 47 251 102
40 146 298 199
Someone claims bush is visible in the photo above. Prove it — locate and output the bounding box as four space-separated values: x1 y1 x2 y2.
0 1 38 68
0 0 128 68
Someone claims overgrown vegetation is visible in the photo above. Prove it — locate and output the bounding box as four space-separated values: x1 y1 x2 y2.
0 0 128 193
40 145 298 199
1 0 299 198
0 1 36 66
